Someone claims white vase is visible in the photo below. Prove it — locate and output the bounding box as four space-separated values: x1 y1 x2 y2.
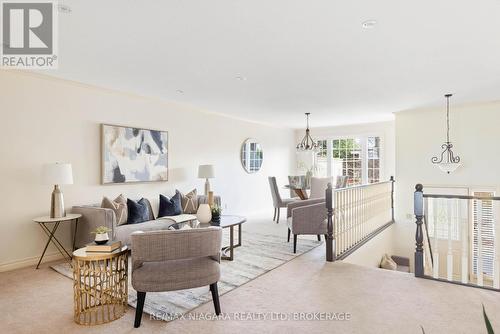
197 204 212 224
95 232 109 245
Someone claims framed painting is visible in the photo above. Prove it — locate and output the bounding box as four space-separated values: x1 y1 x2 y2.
101 124 168 184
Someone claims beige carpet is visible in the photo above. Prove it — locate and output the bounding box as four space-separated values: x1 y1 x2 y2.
50 230 322 321
2 216 500 333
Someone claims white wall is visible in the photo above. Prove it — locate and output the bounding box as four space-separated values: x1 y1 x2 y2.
394 100 500 267
0 71 295 271
343 224 396 268
294 121 396 181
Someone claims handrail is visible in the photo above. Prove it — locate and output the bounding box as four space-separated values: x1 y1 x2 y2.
336 179 393 192
423 194 500 201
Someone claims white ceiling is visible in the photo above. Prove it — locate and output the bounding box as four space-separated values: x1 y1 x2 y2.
46 0 500 128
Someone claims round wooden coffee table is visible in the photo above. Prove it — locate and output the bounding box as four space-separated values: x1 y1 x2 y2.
72 246 129 325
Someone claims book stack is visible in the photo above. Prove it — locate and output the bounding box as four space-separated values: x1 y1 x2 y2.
86 240 122 253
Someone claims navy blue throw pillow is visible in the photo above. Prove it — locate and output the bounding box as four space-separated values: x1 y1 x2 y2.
127 198 151 224
158 191 182 217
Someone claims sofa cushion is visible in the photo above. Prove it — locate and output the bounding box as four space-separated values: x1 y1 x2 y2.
127 198 152 224
179 189 198 214
158 192 182 217
380 254 397 270
101 194 128 225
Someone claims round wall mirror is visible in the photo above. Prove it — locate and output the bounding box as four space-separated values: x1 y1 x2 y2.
241 138 263 173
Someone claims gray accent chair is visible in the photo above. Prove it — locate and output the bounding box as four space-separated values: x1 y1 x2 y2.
309 177 333 199
131 227 222 328
72 195 220 247
268 176 298 223
335 175 348 189
286 198 327 253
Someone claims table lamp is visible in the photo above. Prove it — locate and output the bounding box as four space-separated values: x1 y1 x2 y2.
42 163 73 218
198 164 215 196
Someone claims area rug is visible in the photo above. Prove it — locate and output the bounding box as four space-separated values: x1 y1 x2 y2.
51 230 321 321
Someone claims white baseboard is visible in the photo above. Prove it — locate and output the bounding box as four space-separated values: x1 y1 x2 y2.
0 252 65 272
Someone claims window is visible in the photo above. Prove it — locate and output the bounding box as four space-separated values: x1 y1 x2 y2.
314 136 382 186
367 136 380 183
315 140 328 177
472 192 495 277
332 138 362 186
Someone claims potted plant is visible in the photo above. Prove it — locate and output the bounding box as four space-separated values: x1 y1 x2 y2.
91 226 111 245
211 204 222 225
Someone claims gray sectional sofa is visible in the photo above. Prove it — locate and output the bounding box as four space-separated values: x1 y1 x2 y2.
72 195 220 247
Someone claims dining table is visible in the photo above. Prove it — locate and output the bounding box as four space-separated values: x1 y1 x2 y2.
284 184 309 200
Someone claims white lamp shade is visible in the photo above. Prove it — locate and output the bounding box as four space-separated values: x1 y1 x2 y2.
42 163 73 185
198 164 215 179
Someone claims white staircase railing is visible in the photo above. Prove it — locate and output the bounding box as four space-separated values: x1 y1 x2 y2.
325 177 394 261
414 184 500 291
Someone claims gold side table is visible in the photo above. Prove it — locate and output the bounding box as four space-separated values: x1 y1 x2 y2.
72 246 129 325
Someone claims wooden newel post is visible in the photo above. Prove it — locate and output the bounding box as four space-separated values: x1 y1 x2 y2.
326 183 335 262
414 183 424 277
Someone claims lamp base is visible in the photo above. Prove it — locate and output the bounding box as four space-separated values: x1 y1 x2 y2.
50 185 66 218
204 179 211 196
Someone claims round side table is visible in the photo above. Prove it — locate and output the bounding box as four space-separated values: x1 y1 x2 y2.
72 246 129 325
33 213 82 269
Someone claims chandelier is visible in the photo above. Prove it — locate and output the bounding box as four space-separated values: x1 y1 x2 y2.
296 113 319 151
431 94 461 174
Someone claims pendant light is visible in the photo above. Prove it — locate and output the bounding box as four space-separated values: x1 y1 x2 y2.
296 113 319 151
431 94 461 173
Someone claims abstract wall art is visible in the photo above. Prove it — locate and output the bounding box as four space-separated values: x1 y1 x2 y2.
101 124 168 184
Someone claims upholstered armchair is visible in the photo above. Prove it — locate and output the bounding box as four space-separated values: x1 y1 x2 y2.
286 198 327 253
131 227 222 328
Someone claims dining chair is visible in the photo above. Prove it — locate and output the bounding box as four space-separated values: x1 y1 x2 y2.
131 227 222 328
287 175 305 198
335 175 348 189
309 177 333 199
268 176 298 223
